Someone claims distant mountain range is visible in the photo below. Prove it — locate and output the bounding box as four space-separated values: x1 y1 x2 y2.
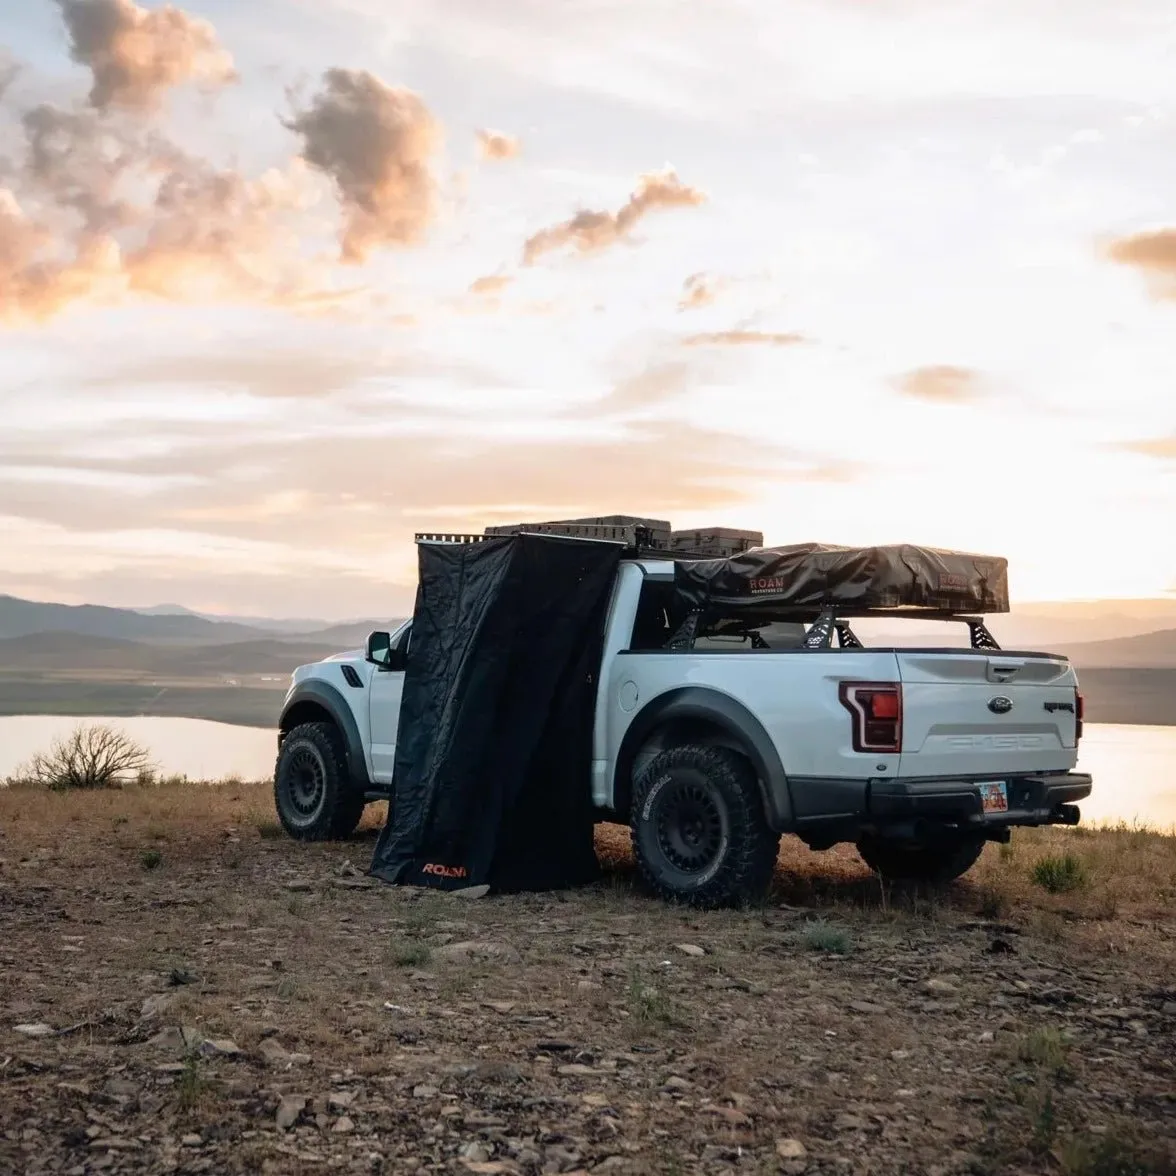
1 591 1173 669
0 594 403 649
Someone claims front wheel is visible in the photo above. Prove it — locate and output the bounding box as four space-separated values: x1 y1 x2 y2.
856 832 986 884
274 721 365 841
630 745 779 909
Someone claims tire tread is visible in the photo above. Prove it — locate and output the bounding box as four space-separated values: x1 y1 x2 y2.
630 744 778 909
274 721 364 841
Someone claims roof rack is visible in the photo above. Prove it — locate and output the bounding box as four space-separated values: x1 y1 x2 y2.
414 516 764 560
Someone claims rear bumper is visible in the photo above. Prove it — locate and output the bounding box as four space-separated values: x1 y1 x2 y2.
867 772 1093 829
786 771 1092 846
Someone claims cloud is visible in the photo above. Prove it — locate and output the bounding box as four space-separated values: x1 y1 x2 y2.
0 111 336 325
54 0 236 112
564 362 692 418
76 344 511 400
522 168 705 265
1 409 860 553
468 273 512 295
1120 433 1176 460
1106 229 1176 300
285 68 441 263
475 128 519 161
682 330 806 347
678 272 716 311
0 91 369 325
892 365 985 403
0 51 20 104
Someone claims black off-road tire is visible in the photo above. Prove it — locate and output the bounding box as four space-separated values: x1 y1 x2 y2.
274 721 365 841
630 745 779 909
856 832 986 884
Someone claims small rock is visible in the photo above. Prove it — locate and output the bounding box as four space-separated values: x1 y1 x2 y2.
922 978 959 996
776 1138 808 1160
167 968 197 986
849 1001 886 1015
332 1116 355 1134
140 994 172 1020
199 1037 241 1057
448 884 490 900
707 1106 751 1126
275 1094 307 1130
258 1039 291 1065
412 1084 438 1099
1162 1001 1176 1015
459 1142 491 1163
834 1113 867 1131
663 1075 691 1091
977 1031 995 1043
482 1001 516 1014
284 880 313 892
328 1091 356 1110
181 1134 202 1147
14 1023 55 1037
433 940 520 963
675 944 705 957
890 1049 910 1061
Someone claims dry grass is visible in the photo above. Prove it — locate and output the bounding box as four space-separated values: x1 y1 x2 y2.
3 779 1174 930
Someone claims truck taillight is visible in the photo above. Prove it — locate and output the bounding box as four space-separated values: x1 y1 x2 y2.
839 681 903 754
1075 690 1084 742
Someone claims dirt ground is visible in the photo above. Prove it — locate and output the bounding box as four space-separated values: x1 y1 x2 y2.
2 782 1175 1176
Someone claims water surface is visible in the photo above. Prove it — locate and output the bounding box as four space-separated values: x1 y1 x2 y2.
0 715 1171 829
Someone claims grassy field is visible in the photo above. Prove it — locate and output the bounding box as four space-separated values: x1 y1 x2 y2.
2 779 1175 1175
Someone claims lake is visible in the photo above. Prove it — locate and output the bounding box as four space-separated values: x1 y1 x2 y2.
0 715 1171 829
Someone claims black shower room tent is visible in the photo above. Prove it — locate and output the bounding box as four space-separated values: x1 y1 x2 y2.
369 531 623 894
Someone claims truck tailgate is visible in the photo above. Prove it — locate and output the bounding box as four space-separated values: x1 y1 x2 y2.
895 652 1079 779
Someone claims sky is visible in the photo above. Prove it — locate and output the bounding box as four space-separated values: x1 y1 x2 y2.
1 0 1174 620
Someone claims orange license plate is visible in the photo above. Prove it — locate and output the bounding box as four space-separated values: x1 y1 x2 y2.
979 782 1009 813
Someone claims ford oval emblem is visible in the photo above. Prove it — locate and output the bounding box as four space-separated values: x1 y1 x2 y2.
988 696 1013 715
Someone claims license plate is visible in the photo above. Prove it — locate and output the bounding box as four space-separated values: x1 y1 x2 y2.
978 781 1009 813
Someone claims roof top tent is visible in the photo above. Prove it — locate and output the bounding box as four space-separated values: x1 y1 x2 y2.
414 516 1011 651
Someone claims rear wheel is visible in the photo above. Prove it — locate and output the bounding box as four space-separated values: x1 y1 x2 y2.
274 721 365 841
630 745 779 909
856 832 986 884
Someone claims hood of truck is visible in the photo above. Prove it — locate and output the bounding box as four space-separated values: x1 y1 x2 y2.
291 648 368 684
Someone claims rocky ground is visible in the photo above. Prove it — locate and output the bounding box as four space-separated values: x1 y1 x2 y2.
1 782 1175 1176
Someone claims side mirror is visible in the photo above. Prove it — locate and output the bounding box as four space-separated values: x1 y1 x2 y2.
365 631 391 667
366 631 407 671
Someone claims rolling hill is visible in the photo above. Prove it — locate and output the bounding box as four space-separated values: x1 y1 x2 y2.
0 594 399 648
0 632 342 676
1062 629 1176 670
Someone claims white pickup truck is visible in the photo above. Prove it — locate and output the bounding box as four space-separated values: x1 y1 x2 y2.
273 527 1093 907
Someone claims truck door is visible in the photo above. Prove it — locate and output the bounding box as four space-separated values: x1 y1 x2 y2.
368 622 410 784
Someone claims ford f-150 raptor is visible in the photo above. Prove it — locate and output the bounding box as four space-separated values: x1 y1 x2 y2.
272 517 1093 907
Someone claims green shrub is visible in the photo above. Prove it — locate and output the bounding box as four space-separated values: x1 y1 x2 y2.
1031 853 1087 894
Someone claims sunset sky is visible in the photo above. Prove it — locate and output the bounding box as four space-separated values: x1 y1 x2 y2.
1 0 1174 619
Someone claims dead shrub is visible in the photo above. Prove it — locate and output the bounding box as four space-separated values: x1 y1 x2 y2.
12 723 155 791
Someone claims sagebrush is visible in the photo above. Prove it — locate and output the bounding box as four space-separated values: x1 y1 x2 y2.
11 723 155 791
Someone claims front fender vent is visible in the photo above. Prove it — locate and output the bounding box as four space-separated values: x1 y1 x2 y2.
340 665 364 689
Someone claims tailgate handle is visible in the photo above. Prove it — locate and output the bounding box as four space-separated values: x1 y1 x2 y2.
988 664 1021 682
